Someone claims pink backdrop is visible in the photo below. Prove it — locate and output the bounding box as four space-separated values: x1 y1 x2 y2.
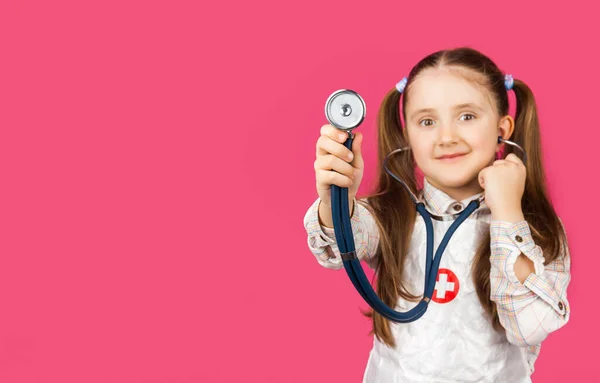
0 0 596 382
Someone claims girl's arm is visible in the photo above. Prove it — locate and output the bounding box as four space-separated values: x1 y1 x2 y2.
489 218 571 347
303 197 379 270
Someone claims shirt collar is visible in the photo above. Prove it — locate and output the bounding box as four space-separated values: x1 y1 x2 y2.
421 177 486 216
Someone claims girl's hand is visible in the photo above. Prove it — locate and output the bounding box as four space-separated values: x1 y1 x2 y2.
478 153 526 222
314 124 364 206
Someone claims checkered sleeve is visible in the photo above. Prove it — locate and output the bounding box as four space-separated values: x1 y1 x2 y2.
489 218 571 347
303 197 379 270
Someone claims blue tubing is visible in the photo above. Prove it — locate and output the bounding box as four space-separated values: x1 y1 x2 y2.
330 166 372 306
329 134 480 323
423 199 480 298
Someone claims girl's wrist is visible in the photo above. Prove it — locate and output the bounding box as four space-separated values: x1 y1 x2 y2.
491 207 525 223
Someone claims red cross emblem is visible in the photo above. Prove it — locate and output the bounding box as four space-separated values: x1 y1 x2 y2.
431 268 459 304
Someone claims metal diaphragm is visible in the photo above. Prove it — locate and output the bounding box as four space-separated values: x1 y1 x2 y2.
324 89 366 131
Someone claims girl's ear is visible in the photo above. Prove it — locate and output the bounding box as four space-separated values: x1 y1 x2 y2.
497 114 514 145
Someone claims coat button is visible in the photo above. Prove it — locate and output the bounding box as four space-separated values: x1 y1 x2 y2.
515 235 523 243
453 204 462 211
558 302 564 310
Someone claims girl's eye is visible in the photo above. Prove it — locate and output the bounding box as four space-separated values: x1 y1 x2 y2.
419 119 435 127
460 113 476 121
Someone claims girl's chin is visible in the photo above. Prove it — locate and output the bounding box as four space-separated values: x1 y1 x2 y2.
428 175 480 190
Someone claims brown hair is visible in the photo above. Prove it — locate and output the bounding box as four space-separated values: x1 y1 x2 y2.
358 47 566 348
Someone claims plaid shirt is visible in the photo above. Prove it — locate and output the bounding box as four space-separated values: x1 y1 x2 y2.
303 178 571 374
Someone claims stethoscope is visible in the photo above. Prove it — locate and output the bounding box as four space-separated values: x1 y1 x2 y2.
324 89 527 323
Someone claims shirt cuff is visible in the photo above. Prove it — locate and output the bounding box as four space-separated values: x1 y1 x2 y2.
490 220 546 283
305 197 359 246
523 272 569 316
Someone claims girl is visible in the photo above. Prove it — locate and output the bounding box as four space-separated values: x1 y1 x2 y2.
304 47 571 382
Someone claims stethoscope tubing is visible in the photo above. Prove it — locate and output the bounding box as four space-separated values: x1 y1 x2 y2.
331 134 484 323
323 88 529 323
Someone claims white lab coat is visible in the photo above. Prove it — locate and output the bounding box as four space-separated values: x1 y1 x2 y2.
360 216 531 382
303 181 568 382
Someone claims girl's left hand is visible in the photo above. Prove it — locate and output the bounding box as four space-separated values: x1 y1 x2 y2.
478 153 526 220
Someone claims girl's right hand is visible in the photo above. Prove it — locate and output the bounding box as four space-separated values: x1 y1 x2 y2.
314 124 364 206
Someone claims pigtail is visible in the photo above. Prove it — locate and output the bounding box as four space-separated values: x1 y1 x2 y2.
360 87 420 348
509 79 564 264
511 79 543 187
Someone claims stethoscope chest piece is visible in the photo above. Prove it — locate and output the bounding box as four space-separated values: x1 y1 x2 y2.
324 89 366 131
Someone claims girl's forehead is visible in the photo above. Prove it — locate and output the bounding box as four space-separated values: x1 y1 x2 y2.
406 67 494 112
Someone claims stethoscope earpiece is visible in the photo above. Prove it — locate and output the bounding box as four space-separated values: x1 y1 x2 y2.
497 136 528 163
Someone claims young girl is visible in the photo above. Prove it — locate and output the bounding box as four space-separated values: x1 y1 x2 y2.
304 47 571 382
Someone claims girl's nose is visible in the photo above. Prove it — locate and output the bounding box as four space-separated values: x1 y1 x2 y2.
438 122 458 145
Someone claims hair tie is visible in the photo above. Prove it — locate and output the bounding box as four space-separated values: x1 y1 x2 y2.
396 77 408 93
504 74 514 91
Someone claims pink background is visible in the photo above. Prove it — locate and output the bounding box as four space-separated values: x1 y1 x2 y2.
0 0 596 382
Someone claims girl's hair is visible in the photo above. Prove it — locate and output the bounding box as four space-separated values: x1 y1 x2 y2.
358 46 566 348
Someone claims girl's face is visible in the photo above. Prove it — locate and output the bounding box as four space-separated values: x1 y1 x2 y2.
404 66 513 197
